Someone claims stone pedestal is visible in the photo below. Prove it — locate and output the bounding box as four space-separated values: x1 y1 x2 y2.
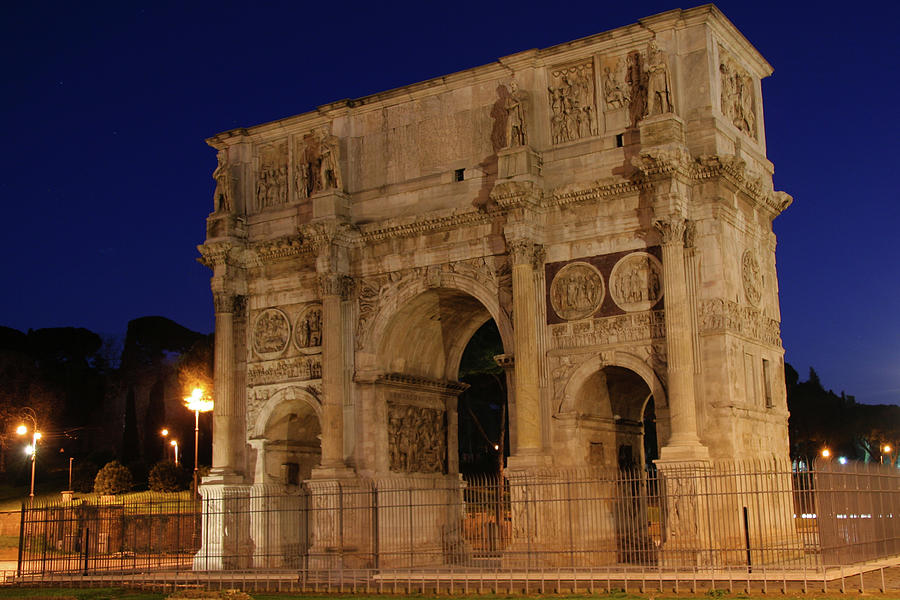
248 483 306 568
311 190 350 221
374 474 465 568
306 470 374 569
497 146 541 179
193 476 252 571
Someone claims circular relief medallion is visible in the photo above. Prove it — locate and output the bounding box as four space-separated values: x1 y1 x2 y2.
294 304 323 353
550 262 605 321
253 308 290 357
610 252 664 312
742 250 762 306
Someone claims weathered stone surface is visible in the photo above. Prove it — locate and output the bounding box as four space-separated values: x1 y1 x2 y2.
196 5 791 569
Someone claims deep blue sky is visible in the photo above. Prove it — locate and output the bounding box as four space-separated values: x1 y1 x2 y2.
2 1 898 405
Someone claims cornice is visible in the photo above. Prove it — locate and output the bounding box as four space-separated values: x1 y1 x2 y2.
376 372 470 395
358 209 494 244
251 234 310 264
197 241 235 268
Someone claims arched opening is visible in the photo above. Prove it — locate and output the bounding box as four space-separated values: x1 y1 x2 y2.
457 320 510 477
564 363 663 472
259 398 321 486
374 286 511 477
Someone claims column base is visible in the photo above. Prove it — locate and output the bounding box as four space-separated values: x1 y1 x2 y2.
657 441 710 464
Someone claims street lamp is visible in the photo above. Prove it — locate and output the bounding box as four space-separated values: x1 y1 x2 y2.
184 388 213 500
821 448 831 459
882 444 892 465
16 409 41 499
170 439 179 466
160 428 170 460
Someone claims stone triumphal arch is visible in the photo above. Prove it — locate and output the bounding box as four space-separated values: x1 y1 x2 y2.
196 5 792 569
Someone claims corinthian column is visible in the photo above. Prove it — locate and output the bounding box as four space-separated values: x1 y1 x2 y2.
316 272 352 470
211 291 243 475
507 239 544 458
654 217 708 462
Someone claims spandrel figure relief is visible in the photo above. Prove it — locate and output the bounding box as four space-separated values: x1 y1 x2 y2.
253 309 291 357
294 304 323 350
548 62 597 144
550 262 605 321
610 252 663 312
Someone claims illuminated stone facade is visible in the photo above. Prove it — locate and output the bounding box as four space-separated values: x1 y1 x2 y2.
196 5 792 569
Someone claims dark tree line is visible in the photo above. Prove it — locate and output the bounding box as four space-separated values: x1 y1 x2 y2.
786 363 900 464
0 317 212 495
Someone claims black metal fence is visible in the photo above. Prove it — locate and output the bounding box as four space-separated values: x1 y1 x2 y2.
9 459 900 589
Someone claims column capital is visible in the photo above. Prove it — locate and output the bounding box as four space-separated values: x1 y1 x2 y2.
653 216 687 246
316 273 355 300
507 238 545 269
213 291 246 316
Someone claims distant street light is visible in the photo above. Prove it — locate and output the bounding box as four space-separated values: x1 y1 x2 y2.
882 444 892 465
170 439 179 466
16 409 41 499
184 388 213 500
821 448 831 459
161 428 170 459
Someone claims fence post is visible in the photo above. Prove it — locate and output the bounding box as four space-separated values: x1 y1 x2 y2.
16 502 25 578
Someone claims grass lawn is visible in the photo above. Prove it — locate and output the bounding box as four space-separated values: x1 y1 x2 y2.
0 591 884 600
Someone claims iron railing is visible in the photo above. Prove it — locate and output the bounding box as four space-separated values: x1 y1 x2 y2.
9 458 900 591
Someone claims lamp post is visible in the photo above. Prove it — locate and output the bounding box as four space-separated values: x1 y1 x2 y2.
160 428 169 459
170 439 179 466
184 388 213 500
16 409 41 499
883 444 892 465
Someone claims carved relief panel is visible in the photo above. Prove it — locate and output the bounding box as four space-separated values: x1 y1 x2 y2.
549 262 605 320
387 402 447 474
293 126 343 200
546 247 663 325
253 308 291 358
294 304 323 351
741 250 762 306
600 39 674 128
609 252 663 312
719 47 758 140
255 141 288 211
548 61 598 144
249 302 324 385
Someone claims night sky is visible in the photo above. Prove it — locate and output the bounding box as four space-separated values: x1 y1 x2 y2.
2 2 898 405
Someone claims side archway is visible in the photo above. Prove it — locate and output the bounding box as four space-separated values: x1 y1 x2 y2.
555 351 668 470
250 386 322 485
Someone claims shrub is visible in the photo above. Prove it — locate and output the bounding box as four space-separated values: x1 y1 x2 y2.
148 460 186 492
93 460 133 495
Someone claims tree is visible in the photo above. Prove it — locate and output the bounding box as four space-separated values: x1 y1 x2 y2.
94 460 133 495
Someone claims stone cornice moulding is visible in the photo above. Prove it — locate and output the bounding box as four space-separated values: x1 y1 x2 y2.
197 241 236 268
375 372 470 395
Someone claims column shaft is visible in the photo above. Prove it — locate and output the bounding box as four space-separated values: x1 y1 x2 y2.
511 245 542 453
212 298 237 472
319 276 347 468
655 218 707 459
